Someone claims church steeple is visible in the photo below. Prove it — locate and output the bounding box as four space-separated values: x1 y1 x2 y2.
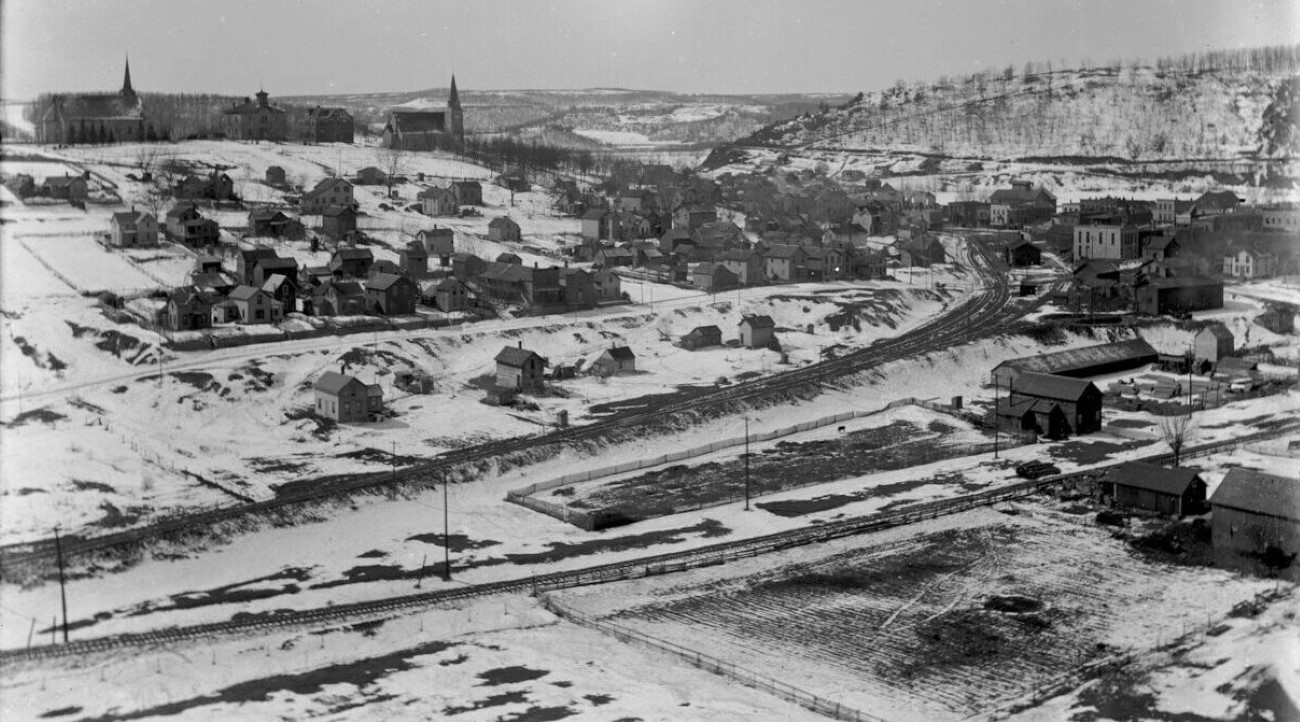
122 55 134 95
447 75 460 110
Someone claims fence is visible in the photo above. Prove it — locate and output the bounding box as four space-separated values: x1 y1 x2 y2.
164 313 479 351
541 595 887 722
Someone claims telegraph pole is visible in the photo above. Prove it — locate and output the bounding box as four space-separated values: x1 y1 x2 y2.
744 417 751 510
993 375 1000 459
53 527 69 643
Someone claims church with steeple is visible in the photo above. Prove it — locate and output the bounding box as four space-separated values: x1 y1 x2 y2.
381 76 464 151
38 57 151 145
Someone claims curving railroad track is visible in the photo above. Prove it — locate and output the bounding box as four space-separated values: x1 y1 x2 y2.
0 240 1033 576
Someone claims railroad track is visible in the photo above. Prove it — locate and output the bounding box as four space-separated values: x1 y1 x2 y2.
0 243 1026 574
4 425 1288 666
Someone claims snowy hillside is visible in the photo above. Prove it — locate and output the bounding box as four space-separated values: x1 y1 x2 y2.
722 46 1300 163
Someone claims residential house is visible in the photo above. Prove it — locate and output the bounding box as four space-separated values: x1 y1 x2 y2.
763 244 807 282
673 203 718 232
691 262 739 291
488 216 521 242
1223 248 1278 279
581 209 614 242
690 221 745 261
317 280 367 316
592 267 622 302
329 247 374 279
399 241 428 278
495 345 547 391
237 247 279 284
680 325 723 350
719 249 765 285
419 186 458 216
265 166 287 186
417 228 456 263
1106 463 1207 516
1210 469 1300 556
739 314 776 348
41 174 89 201
256 271 294 312
313 371 382 423
595 246 635 268
899 235 946 268
163 286 214 332
109 210 159 248
226 285 281 325
300 177 354 215
365 273 418 315
431 277 470 312
592 346 636 376
165 205 220 246
1194 324 1234 365
296 106 354 144
451 180 482 206
998 372 1103 439
988 180 1056 227
251 255 299 288
322 205 358 241
248 208 291 237
947 200 990 228
559 268 595 309
452 252 487 279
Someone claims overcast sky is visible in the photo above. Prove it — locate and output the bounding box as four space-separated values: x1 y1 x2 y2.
2 0 1295 99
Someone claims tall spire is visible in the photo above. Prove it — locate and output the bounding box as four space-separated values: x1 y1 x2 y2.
122 54 134 94
447 75 460 109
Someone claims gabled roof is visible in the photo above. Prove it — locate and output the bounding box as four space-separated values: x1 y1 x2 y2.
489 216 519 228
763 244 804 259
332 247 373 262
495 346 547 368
1210 469 1300 519
328 280 366 297
228 285 264 302
258 257 298 272
387 110 448 134
418 227 455 238
1108 462 1203 496
581 208 609 221
324 204 356 218
604 346 636 361
685 325 722 337
1009 372 1098 402
740 314 776 329
366 273 411 291
1196 324 1234 342
452 180 481 190
314 371 364 395
111 211 141 228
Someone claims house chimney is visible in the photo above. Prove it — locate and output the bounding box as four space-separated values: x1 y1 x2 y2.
518 340 522 349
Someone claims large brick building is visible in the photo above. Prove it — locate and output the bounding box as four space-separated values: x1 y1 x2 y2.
222 90 288 141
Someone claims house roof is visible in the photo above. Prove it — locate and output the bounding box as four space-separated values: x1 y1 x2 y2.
763 244 804 259
314 371 363 395
1108 462 1203 496
482 263 527 283
496 346 547 368
324 204 356 218
740 314 776 329
366 273 410 291
228 285 263 302
1009 372 1098 402
387 110 448 134
604 346 636 361
261 274 290 292
1209 469 1300 520
249 208 288 222
452 180 481 191
329 280 366 297
306 177 352 196
258 257 298 272
190 271 236 289
1196 324 1234 342
489 216 519 229
685 325 722 337
418 227 455 238
581 208 608 221
111 211 141 228
333 248 373 262
995 339 1159 377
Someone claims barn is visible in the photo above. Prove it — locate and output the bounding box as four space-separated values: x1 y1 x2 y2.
1210 469 1300 557
997 372 1102 439
991 338 1158 388
1106 462 1207 516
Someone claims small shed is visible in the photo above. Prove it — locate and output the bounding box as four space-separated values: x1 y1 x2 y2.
487 216 521 242
1210 469 1300 556
1106 462 1207 516
495 344 548 391
739 314 776 349
1004 239 1042 267
1193 324 1234 365
593 346 636 376
681 325 723 350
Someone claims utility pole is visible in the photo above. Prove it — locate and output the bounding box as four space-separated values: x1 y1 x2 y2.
53 527 69 643
993 375 1000 459
391 441 397 479
744 417 751 510
443 476 451 581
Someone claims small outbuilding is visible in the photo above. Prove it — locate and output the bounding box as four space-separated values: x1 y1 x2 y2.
1210 469 1300 557
739 314 776 349
495 344 548 392
681 325 723 350
998 372 1102 439
1106 462 1207 516
1193 324 1234 366
592 346 636 376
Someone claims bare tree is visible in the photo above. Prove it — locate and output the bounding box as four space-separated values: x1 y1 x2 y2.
134 144 162 178
1158 414 1196 466
375 144 408 198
